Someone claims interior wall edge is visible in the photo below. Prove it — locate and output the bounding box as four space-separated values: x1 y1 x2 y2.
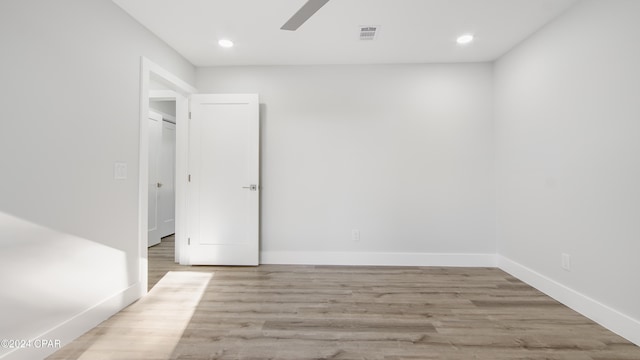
0 283 141 360
498 255 640 347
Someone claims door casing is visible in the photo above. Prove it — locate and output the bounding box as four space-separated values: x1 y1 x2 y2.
138 57 196 295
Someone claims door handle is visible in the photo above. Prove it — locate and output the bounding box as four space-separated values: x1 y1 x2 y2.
157 182 163 188
242 184 258 191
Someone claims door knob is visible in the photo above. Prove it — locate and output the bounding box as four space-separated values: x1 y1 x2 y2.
242 184 258 191
157 182 163 188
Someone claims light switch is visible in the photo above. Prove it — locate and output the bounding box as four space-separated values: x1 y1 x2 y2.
114 162 127 180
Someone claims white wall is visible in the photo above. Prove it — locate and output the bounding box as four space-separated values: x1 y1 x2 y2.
495 0 640 342
150 100 177 117
5 0 637 355
0 0 195 358
197 64 495 264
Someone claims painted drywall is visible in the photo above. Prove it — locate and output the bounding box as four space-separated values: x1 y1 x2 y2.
150 100 177 117
196 64 495 263
0 0 195 358
495 0 640 335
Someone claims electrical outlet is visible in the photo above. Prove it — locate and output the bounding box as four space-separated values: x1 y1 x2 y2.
351 229 360 242
561 253 571 271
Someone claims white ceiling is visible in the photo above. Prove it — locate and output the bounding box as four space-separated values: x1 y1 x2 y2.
113 0 579 67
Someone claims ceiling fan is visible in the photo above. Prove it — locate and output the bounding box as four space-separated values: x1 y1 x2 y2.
281 0 330 31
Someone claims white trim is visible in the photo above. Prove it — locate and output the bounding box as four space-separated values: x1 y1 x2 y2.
148 110 163 121
147 63 196 96
149 89 178 101
0 283 141 360
138 58 150 295
174 95 190 265
148 108 177 123
498 255 640 346
139 57 196 297
260 251 497 267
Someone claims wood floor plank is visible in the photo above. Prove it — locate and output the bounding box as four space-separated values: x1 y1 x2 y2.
48 237 640 360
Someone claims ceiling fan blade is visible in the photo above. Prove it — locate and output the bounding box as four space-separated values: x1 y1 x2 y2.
281 0 330 31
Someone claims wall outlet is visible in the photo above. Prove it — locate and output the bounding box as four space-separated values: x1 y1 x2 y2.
351 229 360 242
561 253 571 271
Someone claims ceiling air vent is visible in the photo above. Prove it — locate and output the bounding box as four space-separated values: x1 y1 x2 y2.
359 26 378 40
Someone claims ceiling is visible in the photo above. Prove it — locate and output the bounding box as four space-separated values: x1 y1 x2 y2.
113 0 579 67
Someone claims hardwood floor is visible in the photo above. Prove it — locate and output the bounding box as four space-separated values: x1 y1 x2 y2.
148 235 183 290
48 239 640 360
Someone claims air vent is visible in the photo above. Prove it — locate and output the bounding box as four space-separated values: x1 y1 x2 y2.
359 26 378 41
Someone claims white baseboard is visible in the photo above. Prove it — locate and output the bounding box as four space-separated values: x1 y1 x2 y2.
6 255 638 360
0 283 142 360
261 251 497 267
498 256 640 346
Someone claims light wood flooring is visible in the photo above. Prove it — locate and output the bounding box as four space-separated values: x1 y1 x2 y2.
49 237 640 359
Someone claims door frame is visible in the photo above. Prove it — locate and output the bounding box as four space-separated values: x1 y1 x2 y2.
138 57 196 295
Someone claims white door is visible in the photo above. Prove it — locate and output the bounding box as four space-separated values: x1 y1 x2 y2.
159 121 176 237
188 94 259 265
147 111 162 247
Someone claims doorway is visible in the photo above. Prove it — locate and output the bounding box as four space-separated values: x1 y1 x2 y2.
138 58 260 293
138 57 196 295
148 92 177 246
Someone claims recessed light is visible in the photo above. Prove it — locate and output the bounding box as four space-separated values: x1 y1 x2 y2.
218 39 234 48
456 34 474 45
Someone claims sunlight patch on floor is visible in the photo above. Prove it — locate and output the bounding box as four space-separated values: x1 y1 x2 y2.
73 271 212 360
